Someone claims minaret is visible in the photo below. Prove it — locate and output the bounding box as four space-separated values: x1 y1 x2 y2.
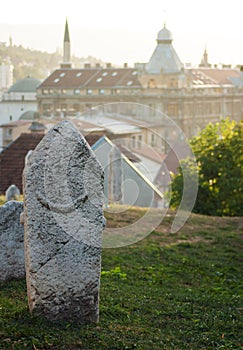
199 47 211 68
60 19 72 69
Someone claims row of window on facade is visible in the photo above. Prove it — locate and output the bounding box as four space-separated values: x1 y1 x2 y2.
41 100 241 118
40 88 141 96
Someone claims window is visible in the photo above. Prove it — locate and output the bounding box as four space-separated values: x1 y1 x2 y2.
148 79 156 88
137 135 142 149
167 104 178 117
131 136 136 148
151 133 155 147
87 89 92 95
43 104 52 113
99 89 105 95
6 128 12 137
74 89 80 95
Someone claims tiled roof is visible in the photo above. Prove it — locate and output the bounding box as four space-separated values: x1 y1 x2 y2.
0 120 30 128
0 131 103 195
38 68 142 89
154 141 190 186
191 68 241 86
0 133 45 194
115 143 141 163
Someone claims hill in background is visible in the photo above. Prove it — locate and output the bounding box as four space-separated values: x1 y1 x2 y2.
0 42 105 83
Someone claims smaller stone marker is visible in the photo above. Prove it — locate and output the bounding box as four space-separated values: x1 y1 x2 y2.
23 120 104 323
0 201 25 282
5 184 21 201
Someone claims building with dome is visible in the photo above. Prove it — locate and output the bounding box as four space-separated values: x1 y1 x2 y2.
36 20 243 142
146 23 184 74
0 76 40 124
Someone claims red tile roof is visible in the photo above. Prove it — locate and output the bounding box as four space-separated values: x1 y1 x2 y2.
191 68 241 85
38 68 142 89
0 131 103 195
0 132 45 194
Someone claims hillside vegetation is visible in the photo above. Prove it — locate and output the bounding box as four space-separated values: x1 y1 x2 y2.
0 43 104 82
0 208 242 349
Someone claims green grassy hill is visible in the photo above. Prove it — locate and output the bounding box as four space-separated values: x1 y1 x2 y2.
0 208 242 349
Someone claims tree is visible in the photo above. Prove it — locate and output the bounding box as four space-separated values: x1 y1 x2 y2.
170 118 243 216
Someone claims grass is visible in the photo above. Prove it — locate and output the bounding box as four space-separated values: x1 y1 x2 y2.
0 208 242 349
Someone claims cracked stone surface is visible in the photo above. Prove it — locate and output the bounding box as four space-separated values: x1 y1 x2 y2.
23 120 104 323
0 201 25 282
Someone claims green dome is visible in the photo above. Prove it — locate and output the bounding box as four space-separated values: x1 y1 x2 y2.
8 76 41 93
19 110 40 120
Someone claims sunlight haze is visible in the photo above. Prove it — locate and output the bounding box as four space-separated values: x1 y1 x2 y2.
0 0 242 66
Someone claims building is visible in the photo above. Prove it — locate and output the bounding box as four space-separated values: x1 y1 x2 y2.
0 57 13 96
36 20 243 139
0 127 163 208
0 76 40 124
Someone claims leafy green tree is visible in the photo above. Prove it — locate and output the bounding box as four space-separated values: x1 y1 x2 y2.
170 118 243 216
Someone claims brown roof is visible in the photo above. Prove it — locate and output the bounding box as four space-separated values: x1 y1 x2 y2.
0 131 103 195
154 141 191 186
191 68 241 85
38 68 142 89
0 120 30 128
115 143 141 163
133 146 165 163
0 132 45 194
84 134 103 147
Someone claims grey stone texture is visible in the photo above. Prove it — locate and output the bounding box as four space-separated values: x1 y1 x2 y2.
5 184 21 201
23 120 104 323
0 201 25 282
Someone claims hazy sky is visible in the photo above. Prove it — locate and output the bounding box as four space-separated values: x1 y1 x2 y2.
0 0 242 66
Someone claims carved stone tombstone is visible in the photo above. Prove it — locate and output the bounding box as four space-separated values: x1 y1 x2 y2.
5 184 21 201
23 120 104 323
0 201 25 282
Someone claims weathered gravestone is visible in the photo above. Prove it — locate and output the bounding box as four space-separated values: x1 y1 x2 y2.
0 201 25 282
5 184 21 201
23 120 104 323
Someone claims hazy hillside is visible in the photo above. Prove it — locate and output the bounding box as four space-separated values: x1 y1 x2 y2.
0 42 105 83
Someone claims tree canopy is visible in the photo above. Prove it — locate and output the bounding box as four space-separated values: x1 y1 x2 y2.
170 118 243 216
